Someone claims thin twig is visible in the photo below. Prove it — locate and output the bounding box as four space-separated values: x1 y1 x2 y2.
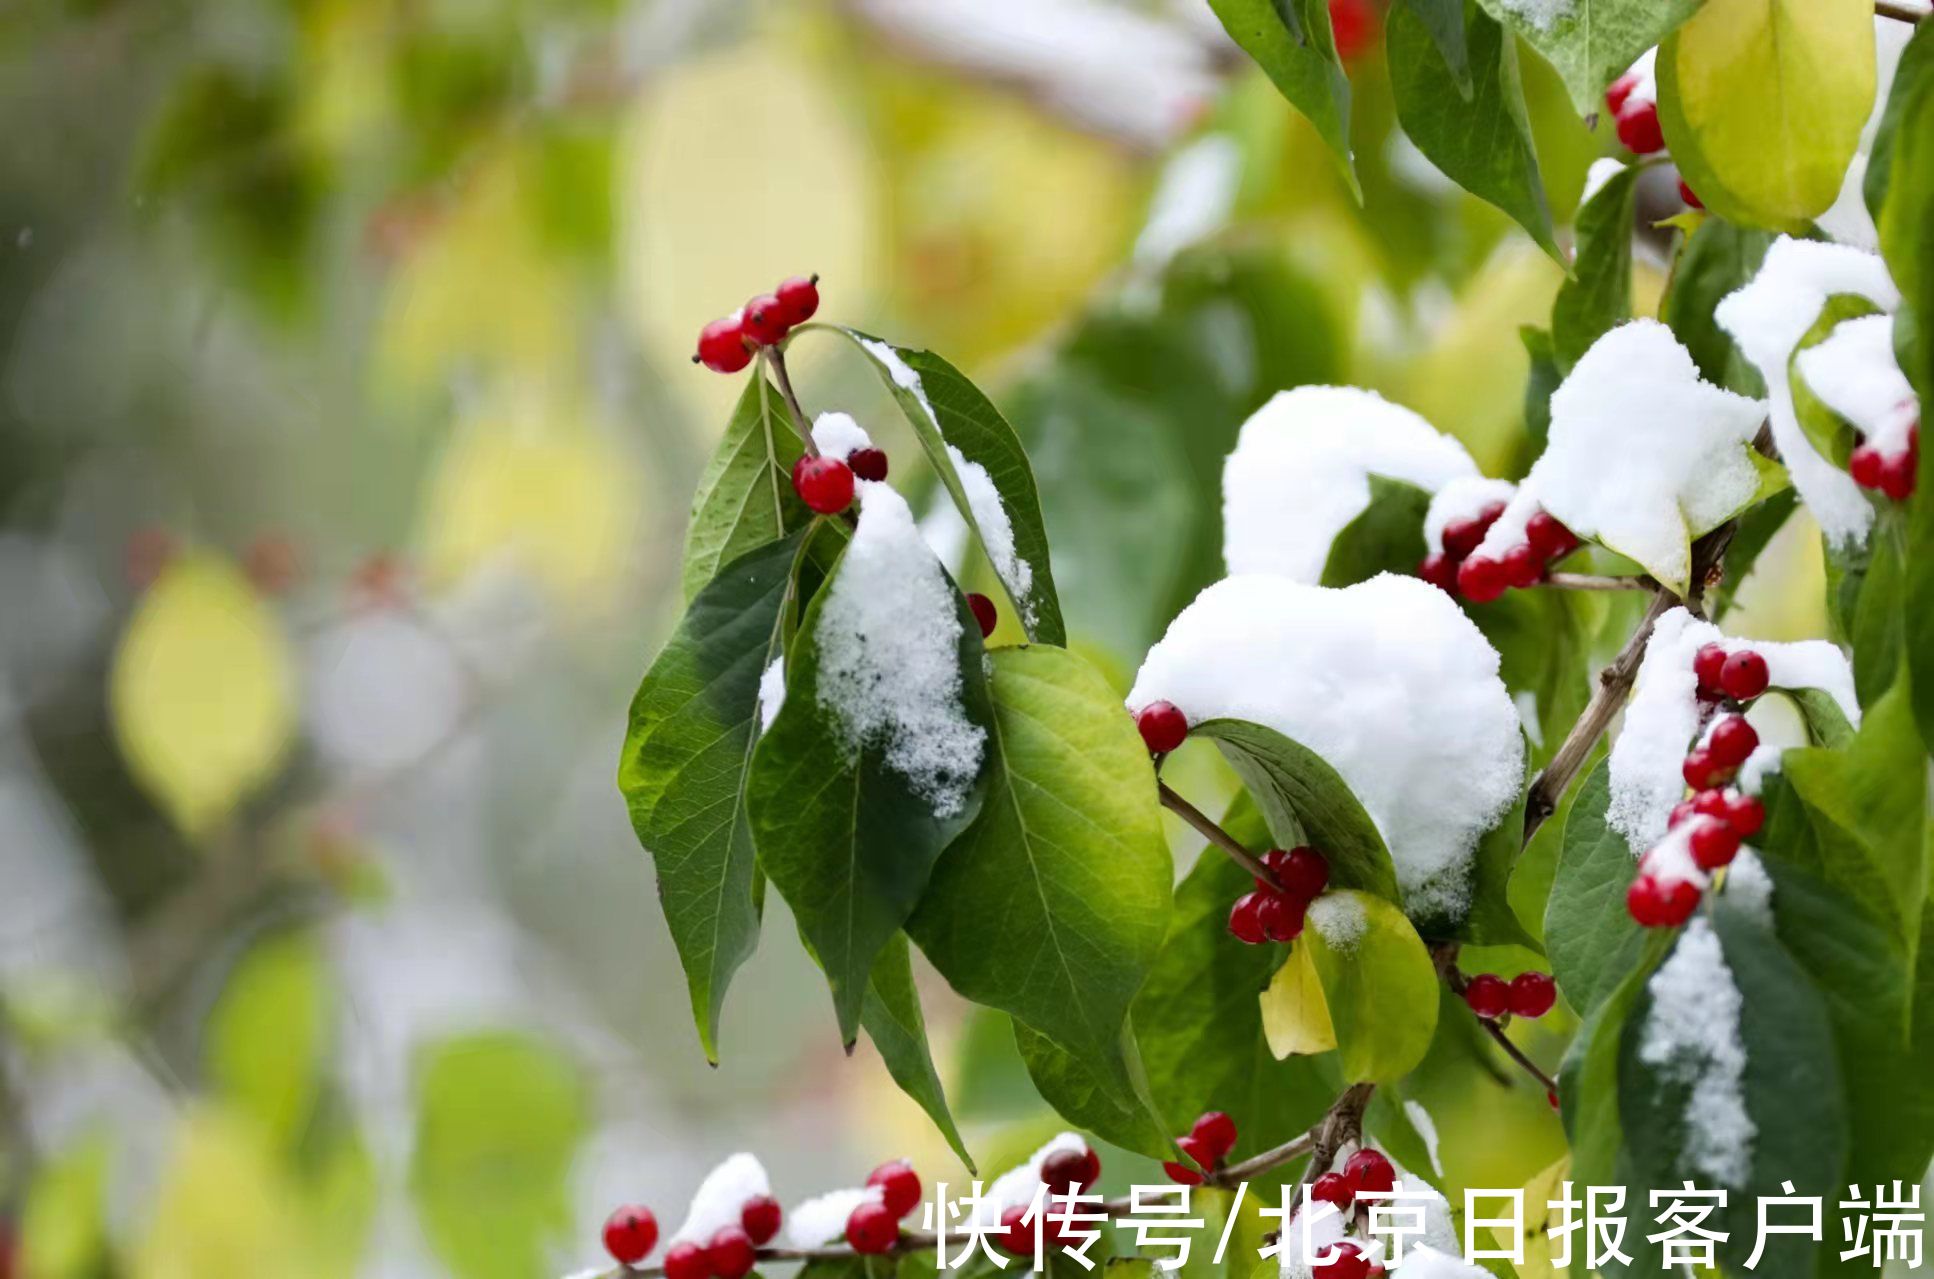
1158 781 1280 889
1438 959 1560 1097
763 346 819 455
1542 572 1654 592
1877 0 1926 22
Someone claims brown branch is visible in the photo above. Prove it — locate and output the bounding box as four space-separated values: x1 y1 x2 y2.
1158 781 1281 890
1877 0 1925 21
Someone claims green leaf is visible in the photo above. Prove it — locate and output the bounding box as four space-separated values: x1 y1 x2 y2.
1459 787 1539 949
1544 760 1645 1017
1472 587 1598 769
861 934 976 1171
1320 476 1432 588
1788 295 1885 468
205 930 330 1151
829 330 1065 646
681 376 810 603
1190 719 1402 906
909 646 1173 1100
1556 931 1667 1188
1787 685 1857 749
1475 0 1700 114
1395 0 1472 95
1205 0 1357 196
1389 0 1559 262
1618 911 1845 1279
19 1135 111 1279
619 531 807 1061
1864 18 1934 224
411 1032 587 1279
1014 1018 1175 1161
748 542 994 1046
1656 0 1876 231
1519 326 1561 463
1711 488 1797 619
1284 890 1440 1082
1551 164 1638 372
1661 218 1776 396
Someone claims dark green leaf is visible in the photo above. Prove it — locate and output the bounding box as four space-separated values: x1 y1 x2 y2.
1519 326 1560 464
862 934 976 1171
1662 218 1776 396
1864 19 1934 220
1205 0 1357 195
1556 930 1667 1189
1459 787 1539 949
1388 0 1559 262
1475 0 1701 114
681 377 810 603
1320 476 1432 587
619 531 809 1061
1472 587 1598 768
1544 761 1645 1017
1395 0 1471 95
1551 164 1638 371
1014 1019 1174 1161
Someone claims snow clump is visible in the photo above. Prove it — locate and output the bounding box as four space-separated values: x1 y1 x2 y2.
811 412 874 460
1424 476 1516 552
757 655 786 732
1639 919 1755 1188
785 1187 881 1248
1794 313 1918 457
1308 892 1368 952
672 1153 773 1245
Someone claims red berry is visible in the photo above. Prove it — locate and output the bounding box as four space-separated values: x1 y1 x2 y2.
1668 800 1696 829
1678 178 1704 209
741 1196 782 1245
1706 715 1758 768
1691 789 1731 822
1605 70 1641 114
1878 448 1918 501
1615 98 1664 154
1229 890 1269 945
1418 551 1459 593
848 447 889 482
1462 973 1510 1020
791 455 854 515
1309 1171 1355 1213
1277 847 1330 899
867 1160 922 1219
1508 971 1556 1019
1724 792 1765 838
742 294 789 347
1442 505 1501 559
1162 1133 1215 1184
997 1205 1034 1256
1457 556 1508 603
603 1205 660 1265
967 592 997 638
1851 444 1887 490
1079 1148 1102 1189
1627 875 1700 928
1190 1111 1238 1160
1041 1146 1096 1194
1328 0 1377 60
1315 1241 1372 1279
1547 1088 1561 1110
1136 700 1189 754
1693 643 1729 698
1525 510 1578 561
663 1242 710 1279
1687 815 1741 870
1342 1148 1396 1196
774 275 820 326
707 1226 756 1279
696 316 752 373
1502 541 1544 589
1682 747 1734 792
846 1201 900 1255
1719 650 1770 701
1258 891 1306 943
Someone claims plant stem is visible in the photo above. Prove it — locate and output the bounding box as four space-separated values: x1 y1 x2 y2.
1157 780 1281 890
1437 955 1561 1096
1877 0 1924 21
1542 572 1654 592
763 346 818 456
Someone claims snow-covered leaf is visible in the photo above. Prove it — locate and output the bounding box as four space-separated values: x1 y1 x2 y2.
1264 891 1439 1082
1320 476 1433 587
1475 0 1700 114
1788 296 1886 467
861 934 976 1171
1551 161 1637 372
1205 0 1356 196
1544 761 1646 1017
681 375 810 603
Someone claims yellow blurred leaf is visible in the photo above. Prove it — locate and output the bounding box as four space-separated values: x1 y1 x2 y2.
1258 937 1337 1059
1496 1154 1573 1279
133 1109 316 1279
206 931 331 1150
111 554 295 837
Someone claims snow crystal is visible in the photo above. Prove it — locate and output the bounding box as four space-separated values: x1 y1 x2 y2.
811 411 874 461
1723 848 1774 928
945 443 1035 627
671 1153 772 1245
972 1132 1088 1227
1308 893 1368 952
815 482 986 817
1393 1246 1493 1279
1578 157 1626 206
1639 919 1754 1188
857 336 937 427
1128 574 1524 920
785 1187 881 1248
1737 745 1782 796
757 656 786 732
1402 1100 1443 1176
1608 608 1857 850
1795 314 1918 456
1494 0 1573 33
1717 237 1900 547
1488 321 1764 590
1222 387 1480 584
1423 476 1516 553
1134 134 1240 268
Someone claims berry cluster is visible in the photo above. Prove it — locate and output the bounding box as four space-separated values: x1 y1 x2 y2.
1460 970 1555 1020
847 1160 925 1254
1417 502 1578 604
995 1143 1103 1255
1604 67 1704 209
694 276 821 373
1848 413 1920 501
1228 847 1330 946
602 1187 784 1279
1301 1150 1399 1279
1162 1111 1239 1186
1625 643 1771 928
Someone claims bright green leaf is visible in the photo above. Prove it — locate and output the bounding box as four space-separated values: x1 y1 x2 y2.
1296 890 1439 1082
680 376 809 603
1206 0 1357 196
861 934 976 1171
1545 761 1647 1018
1476 0 1700 114
1551 164 1638 372
205 930 330 1150
1661 217 1776 396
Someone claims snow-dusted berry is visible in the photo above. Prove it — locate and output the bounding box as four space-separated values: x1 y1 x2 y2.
1163 1133 1215 1184
1693 642 1728 699
1724 792 1765 838
1687 815 1741 870
967 592 997 639
1501 541 1543 589
1678 179 1704 210
1605 70 1641 114
1706 715 1758 768
1456 555 1507 603
1136 700 1189 753
849 447 889 482
1191 1111 1238 1160
792 456 855 515
1667 799 1696 829
1627 875 1700 928
741 1196 782 1245
1525 510 1578 560
1041 1145 1099 1194
1719 649 1769 701
1229 891 1269 945
997 1206 1034 1256
1614 98 1664 154
1508 971 1556 1018
696 316 752 373
1342 1148 1396 1196
1258 891 1306 943
1850 444 1887 490
866 1160 922 1219
663 1241 709 1279
742 294 789 346
603 1205 659 1265
1275 847 1330 900
846 1201 900 1255
1310 1171 1354 1212
775 275 820 326
1681 747 1732 792
1691 788 1731 822
1315 1241 1372 1279
707 1226 756 1279
1462 973 1509 1019
1878 447 1918 501
1417 551 1458 593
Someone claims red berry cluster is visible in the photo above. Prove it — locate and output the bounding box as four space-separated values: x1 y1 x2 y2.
847 1160 925 1254
1418 503 1578 604
1605 70 1662 156
604 1190 784 1279
694 276 822 373
1163 1111 1238 1185
1626 643 1771 928
1848 416 1920 502
995 1144 1102 1255
1461 970 1555 1020
1301 1150 1398 1279
1134 699 1189 755
1228 847 1330 946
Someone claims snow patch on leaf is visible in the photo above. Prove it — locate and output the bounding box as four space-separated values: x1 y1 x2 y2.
1639 919 1754 1189
671 1153 772 1245
1794 313 1918 456
785 1187 881 1248
757 656 786 732
945 443 1036 628
811 411 874 460
1308 893 1368 952
1723 849 1774 928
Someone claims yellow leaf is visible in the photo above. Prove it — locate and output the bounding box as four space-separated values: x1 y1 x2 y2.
133 1109 316 1279
1259 938 1337 1059
111 555 295 837
1496 1154 1573 1279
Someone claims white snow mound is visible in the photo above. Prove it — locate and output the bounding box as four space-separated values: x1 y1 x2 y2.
972 1132 1089 1226
1423 476 1516 553
1639 919 1754 1188
1128 574 1524 920
672 1153 772 1245
811 412 874 461
1795 313 1918 456
785 1187 882 1248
